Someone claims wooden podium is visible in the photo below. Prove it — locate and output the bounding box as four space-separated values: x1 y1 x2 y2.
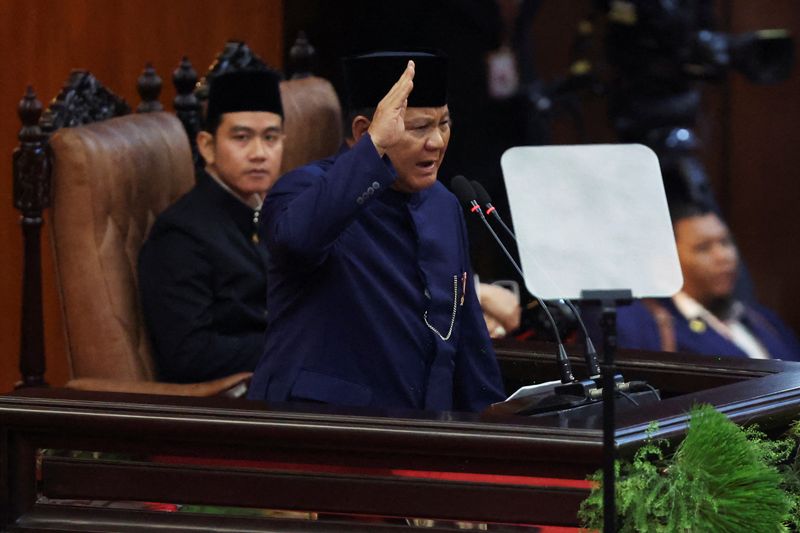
3 341 800 531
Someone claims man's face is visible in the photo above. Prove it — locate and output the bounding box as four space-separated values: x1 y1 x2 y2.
385 105 451 193
675 213 739 306
198 111 284 199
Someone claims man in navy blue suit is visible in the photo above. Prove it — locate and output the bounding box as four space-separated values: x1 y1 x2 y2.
139 69 284 383
247 51 506 411
617 201 800 361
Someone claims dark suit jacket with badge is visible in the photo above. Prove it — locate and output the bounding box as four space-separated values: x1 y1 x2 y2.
138 171 269 382
616 298 800 361
247 136 506 412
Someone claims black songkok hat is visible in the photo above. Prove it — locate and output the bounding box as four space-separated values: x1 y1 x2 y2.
206 69 284 127
343 51 448 109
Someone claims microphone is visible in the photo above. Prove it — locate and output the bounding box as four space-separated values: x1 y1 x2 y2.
450 175 484 217
471 181 516 241
469 179 601 379
450 175 575 384
464 179 660 418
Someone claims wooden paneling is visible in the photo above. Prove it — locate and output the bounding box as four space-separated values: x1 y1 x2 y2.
726 0 800 339
0 0 283 393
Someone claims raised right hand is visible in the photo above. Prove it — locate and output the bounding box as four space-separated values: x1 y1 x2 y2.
368 60 415 157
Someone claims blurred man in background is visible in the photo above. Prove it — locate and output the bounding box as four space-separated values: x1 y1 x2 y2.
616 201 800 361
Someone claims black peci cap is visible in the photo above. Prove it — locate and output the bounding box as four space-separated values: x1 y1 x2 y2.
206 69 283 128
343 50 448 109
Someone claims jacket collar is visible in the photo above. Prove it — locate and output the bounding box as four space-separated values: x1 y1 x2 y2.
197 170 263 240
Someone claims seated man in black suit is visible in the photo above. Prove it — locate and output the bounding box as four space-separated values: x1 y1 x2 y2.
138 69 284 382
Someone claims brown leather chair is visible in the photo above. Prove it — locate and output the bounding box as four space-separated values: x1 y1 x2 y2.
279 76 342 173
47 76 341 396
48 112 249 395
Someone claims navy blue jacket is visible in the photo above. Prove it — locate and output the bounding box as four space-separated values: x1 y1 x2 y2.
138 171 269 382
616 298 800 361
247 137 505 411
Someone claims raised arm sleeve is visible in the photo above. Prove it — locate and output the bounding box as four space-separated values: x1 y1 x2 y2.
264 136 397 266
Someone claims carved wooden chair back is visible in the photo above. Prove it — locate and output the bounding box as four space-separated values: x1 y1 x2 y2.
13 37 340 395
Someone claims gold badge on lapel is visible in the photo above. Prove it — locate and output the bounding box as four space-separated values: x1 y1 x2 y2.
689 318 707 333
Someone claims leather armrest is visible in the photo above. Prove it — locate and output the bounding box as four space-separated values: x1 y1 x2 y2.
65 372 253 398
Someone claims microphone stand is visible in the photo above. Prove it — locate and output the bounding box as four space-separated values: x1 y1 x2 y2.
455 177 659 420
470 198 575 385
580 289 632 533
475 206 608 413
470 181 603 378
467 179 663 533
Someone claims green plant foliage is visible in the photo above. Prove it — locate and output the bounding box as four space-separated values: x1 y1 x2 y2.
776 420 800 530
578 404 791 532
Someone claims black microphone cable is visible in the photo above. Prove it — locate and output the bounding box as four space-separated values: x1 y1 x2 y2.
470 179 602 379
450 175 575 384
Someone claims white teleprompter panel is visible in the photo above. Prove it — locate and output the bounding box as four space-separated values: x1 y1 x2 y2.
500 144 682 300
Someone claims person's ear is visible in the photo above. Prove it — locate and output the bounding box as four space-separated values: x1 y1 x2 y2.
196 131 216 166
351 115 371 143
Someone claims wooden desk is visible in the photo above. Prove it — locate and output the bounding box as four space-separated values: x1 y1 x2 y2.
2 343 800 531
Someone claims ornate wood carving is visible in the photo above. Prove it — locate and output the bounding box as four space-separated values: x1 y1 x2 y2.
195 40 272 104
12 87 49 389
13 73 129 389
13 87 50 216
287 31 316 79
40 70 130 134
136 63 163 113
172 56 202 170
